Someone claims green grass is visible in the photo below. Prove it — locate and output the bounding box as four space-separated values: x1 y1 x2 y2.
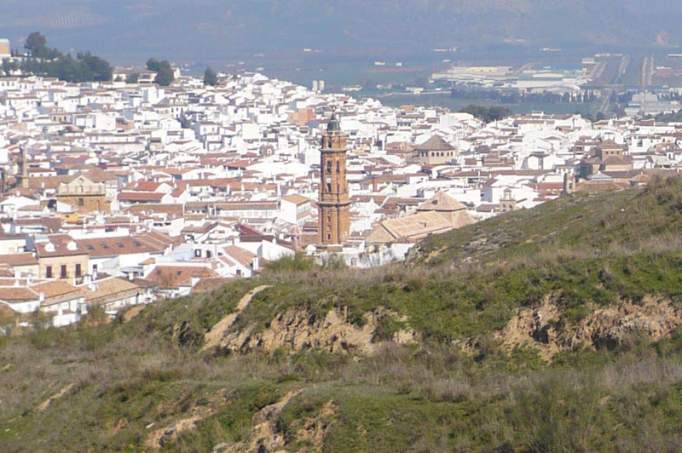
419 177 682 267
1 178 682 451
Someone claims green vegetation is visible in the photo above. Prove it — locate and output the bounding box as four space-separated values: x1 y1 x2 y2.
125 72 139 84
2 58 19 75
419 176 682 267
459 104 513 122
653 109 682 123
1 178 681 451
204 67 218 86
24 32 58 60
16 32 113 82
147 58 175 86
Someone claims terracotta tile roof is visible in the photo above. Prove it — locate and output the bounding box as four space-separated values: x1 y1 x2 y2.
76 235 168 258
118 191 165 202
191 277 234 294
12 217 63 233
35 235 87 258
0 253 38 267
131 181 164 191
417 192 467 212
0 287 38 303
282 194 311 205
145 266 218 289
82 277 141 304
415 135 455 151
31 280 81 300
125 203 184 217
223 246 256 268
215 201 279 211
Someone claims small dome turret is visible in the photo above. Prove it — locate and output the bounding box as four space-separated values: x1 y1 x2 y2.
327 113 340 132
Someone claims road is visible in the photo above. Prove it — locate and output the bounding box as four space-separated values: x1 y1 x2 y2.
641 55 655 87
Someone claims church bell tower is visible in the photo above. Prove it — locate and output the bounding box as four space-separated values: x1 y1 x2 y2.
319 114 350 245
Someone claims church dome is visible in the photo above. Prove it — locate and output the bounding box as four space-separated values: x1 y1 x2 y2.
327 113 341 132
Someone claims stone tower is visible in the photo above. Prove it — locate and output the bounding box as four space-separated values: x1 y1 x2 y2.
319 114 350 245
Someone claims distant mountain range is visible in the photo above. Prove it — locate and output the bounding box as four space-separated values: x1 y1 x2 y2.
1 1 682 62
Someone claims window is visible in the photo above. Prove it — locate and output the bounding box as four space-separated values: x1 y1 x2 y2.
46 266 53 278
75 264 82 278
206 250 212 258
93 264 98 273
194 249 202 257
326 183 332 192
78 198 84 207
336 161 340 173
60 265 67 279
326 161 332 173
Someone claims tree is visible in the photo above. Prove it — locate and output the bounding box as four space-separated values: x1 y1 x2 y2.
146 58 174 86
78 52 113 82
204 67 218 86
126 72 139 84
18 34 113 83
2 58 17 76
146 58 161 72
24 32 47 57
460 105 513 123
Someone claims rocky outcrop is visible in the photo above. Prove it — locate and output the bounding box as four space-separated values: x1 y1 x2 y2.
497 295 682 359
212 390 301 453
145 406 215 450
202 285 272 352
145 389 232 450
200 287 418 356
119 305 146 323
213 306 418 355
212 390 336 453
290 400 337 452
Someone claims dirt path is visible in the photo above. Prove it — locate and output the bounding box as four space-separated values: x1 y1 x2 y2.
37 384 75 412
201 285 272 352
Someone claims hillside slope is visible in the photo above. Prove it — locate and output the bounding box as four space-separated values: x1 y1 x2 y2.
1 178 681 452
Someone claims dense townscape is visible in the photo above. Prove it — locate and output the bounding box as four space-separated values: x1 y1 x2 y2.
2 5 682 451
0 66 681 328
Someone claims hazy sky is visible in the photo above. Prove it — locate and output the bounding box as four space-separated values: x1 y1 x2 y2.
1 1 681 62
